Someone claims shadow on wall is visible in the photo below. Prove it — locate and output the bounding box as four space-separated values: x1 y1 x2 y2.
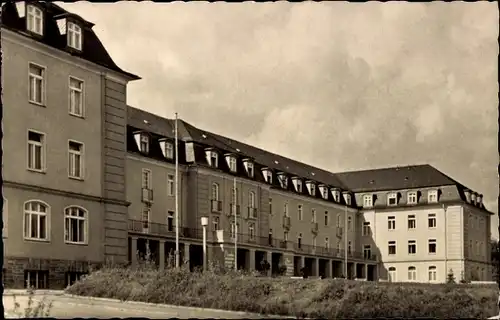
358 209 386 282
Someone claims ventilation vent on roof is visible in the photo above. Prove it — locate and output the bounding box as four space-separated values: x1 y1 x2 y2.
202 134 207 138
236 148 241 152
143 120 149 124
274 160 279 164
311 172 315 176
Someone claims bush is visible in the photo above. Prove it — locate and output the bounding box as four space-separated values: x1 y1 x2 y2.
65 263 497 318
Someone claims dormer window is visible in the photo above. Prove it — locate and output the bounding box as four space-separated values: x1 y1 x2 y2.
428 190 438 203
319 185 329 200
134 132 150 154
262 168 273 184
278 173 288 189
67 21 82 50
226 155 237 172
27 5 43 35
205 149 218 168
407 191 418 204
306 181 316 197
159 139 174 159
331 188 341 202
343 192 352 206
387 193 398 206
292 178 303 193
243 160 254 178
363 195 373 208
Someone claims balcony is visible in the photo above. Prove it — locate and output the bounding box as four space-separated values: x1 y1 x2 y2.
282 216 291 230
229 204 241 216
128 219 202 240
211 200 222 213
141 188 153 203
247 207 257 219
311 222 319 234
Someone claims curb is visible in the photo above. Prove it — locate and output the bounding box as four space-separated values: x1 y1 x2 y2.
62 293 292 318
3 289 65 296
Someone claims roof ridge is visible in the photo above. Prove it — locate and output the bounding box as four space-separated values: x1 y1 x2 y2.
336 164 431 175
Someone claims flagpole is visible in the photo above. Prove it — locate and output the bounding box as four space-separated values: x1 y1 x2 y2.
175 113 180 269
344 204 348 279
234 177 238 270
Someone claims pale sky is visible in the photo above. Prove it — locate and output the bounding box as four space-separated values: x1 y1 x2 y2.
58 2 499 237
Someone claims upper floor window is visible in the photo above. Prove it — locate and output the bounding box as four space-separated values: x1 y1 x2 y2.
64 206 87 244
362 221 371 236
347 216 352 231
306 182 316 197
243 161 254 178
278 173 288 189
24 200 49 241
142 169 152 189
343 192 352 205
325 237 330 249
363 195 373 207
332 189 340 202
231 187 239 205
210 151 218 167
27 130 45 172
167 175 174 196
69 77 84 117
297 205 303 221
29 63 45 105
428 190 438 203
211 183 219 200
320 186 328 200
68 140 84 179
293 178 303 193
408 240 417 255
140 134 149 154
428 239 437 254
311 209 317 223
249 191 256 208
27 5 43 35
428 213 436 228
388 241 396 255
67 22 82 50
324 211 329 226
363 245 371 259
407 191 417 204
407 214 416 229
262 169 273 184
227 156 237 172
408 266 417 281
387 193 398 206
283 203 288 217
249 223 255 240
212 216 219 231
159 140 174 159
387 216 396 230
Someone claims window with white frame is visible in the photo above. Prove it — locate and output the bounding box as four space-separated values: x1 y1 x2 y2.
69 77 84 116
212 216 219 231
27 5 43 35
428 213 436 228
428 239 437 254
321 187 328 200
296 179 303 193
407 215 416 229
245 161 254 177
142 169 152 189
387 193 398 206
362 222 371 236
167 211 174 232
408 266 417 281
68 141 84 179
347 216 352 231
408 240 417 255
388 267 396 282
363 245 371 259
140 134 149 154
298 205 303 221
249 223 255 240
249 191 256 208
284 203 289 217
232 187 239 205
312 209 317 223
165 142 174 159
167 175 174 196
24 270 48 289
29 63 45 105
407 191 417 204
363 195 373 207
24 201 49 240
428 266 437 282
262 169 272 183
387 216 396 230
228 156 237 172
324 211 329 226
230 222 238 238
388 241 396 255
278 174 288 189
211 183 219 200
67 21 82 50
64 206 87 244
428 190 438 203
142 207 150 230
28 131 45 171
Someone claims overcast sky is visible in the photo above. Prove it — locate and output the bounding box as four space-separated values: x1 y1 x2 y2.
58 2 499 237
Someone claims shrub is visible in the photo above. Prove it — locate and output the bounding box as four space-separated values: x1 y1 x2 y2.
10 286 53 318
65 263 497 319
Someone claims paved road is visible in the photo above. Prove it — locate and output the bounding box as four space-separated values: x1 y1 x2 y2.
3 292 286 319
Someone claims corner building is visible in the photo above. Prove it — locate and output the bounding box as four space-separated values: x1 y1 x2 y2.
2 2 492 288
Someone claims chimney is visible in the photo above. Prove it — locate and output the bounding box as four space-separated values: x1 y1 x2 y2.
477 194 483 207
464 189 471 203
470 192 477 205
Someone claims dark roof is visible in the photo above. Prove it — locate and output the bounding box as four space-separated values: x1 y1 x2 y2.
335 164 460 193
1 1 140 80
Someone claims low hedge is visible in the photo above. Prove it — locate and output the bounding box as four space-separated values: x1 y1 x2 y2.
66 266 498 318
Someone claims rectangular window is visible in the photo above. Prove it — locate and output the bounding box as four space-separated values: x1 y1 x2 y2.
312 236 317 248
428 213 436 228
428 190 438 203
142 169 152 189
428 239 437 254
65 271 87 287
69 77 84 116
387 193 398 206
408 240 417 255
142 207 150 230
362 222 371 236
296 180 302 193
249 223 255 240
388 241 396 255
284 203 289 217
347 216 352 231
363 195 373 207
68 141 84 179
428 267 437 282
29 63 45 104
408 267 417 281
298 205 303 221
325 237 330 249
210 152 218 168
67 21 82 50
387 216 395 230
24 201 48 240
247 162 254 177
312 209 317 223
165 142 174 159
27 131 45 171
27 5 43 35
407 191 417 204
24 270 48 289
167 211 174 232
64 207 87 244
324 211 329 226
167 174 174 196
407 215 416 229
229 157 237 172
363 245 371 259
230 222 239 238
140 134 149 154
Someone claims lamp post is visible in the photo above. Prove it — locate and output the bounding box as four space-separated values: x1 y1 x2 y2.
201 216 209 272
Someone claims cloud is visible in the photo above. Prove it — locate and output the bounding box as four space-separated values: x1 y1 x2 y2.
56 2 499 235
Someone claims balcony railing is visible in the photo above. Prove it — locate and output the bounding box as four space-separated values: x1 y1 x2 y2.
211 200 222 213
141 188 153 203
229 204 241 216
128 219 202 239
247 207 257 219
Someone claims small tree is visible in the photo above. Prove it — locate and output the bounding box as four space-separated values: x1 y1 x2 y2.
447 269 456 284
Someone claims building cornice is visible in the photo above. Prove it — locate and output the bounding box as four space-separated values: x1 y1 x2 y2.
270 187 358 213
126 153 187 172
361 200 493 215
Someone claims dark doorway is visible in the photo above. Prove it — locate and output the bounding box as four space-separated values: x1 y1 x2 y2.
189 244 203 272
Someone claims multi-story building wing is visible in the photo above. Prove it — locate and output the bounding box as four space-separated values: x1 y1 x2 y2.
337 166 493 283
1 2 139 288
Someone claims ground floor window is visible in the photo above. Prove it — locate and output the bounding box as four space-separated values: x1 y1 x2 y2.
24 270 49 289
65 271 88 287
